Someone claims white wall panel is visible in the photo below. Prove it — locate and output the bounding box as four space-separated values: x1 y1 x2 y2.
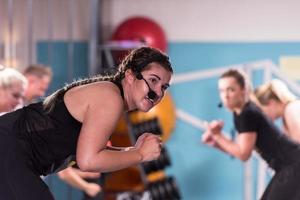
102 0 300 41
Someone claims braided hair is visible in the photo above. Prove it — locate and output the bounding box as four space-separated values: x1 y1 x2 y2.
43 46 172 112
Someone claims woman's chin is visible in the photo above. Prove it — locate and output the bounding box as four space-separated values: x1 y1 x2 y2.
139 106 151 112
138 103 153 112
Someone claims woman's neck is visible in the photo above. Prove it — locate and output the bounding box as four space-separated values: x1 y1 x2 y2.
233 100 249 114
121 80 134 111
278 101 287 117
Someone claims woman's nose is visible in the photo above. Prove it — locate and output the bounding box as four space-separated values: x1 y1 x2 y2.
224 91 230 98
155 87 164 99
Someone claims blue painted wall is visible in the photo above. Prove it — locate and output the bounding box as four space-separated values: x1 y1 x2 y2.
37 41 300 200
37 41 89 94
37 41 88 200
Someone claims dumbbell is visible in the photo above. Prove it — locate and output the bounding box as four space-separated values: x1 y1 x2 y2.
115 176 181 200
131 118 162 140
146 176 181 200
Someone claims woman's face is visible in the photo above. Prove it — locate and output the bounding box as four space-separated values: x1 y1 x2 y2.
218 77 246 111
0 82 25 112
27 75 51 99
132 63 172 112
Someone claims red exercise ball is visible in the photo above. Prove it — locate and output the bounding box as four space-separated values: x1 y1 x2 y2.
112 16 167 52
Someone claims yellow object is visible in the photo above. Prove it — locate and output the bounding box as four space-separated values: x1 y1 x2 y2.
147 170 166 183
280 56 300 81
68 161 76 167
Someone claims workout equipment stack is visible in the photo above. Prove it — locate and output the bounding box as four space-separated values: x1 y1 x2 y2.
117 115 181 200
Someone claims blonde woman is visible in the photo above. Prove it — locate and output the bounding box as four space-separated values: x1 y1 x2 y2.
254 79 300 143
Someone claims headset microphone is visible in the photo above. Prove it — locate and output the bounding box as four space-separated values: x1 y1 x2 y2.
136 73 158 101
218 102 223 108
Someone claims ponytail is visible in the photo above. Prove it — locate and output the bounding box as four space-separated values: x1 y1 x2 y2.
254 79 297 105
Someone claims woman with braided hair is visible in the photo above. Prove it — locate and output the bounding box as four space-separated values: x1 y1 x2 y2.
254 79 300 143
0 46 173 200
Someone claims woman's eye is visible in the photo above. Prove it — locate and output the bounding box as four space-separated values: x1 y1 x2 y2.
12 93 22 99
150 78 157 84
228 88 235 92
162 85 168 91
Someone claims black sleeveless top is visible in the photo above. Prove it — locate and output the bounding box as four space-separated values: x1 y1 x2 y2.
234 101 300 171
14 81 124 176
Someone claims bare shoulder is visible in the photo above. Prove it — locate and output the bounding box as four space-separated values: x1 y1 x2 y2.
285 100 300 117
64 81 124 122
68 81 122 102
86 81 123 104
84 81 120 93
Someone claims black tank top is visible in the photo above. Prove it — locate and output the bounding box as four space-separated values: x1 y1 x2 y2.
234 102 300 171
14 81 124 176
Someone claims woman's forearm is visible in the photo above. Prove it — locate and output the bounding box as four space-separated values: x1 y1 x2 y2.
212 134 249 161
77 148 143 172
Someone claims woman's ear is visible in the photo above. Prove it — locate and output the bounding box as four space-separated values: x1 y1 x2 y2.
268 99 278 106
124 69 135 83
